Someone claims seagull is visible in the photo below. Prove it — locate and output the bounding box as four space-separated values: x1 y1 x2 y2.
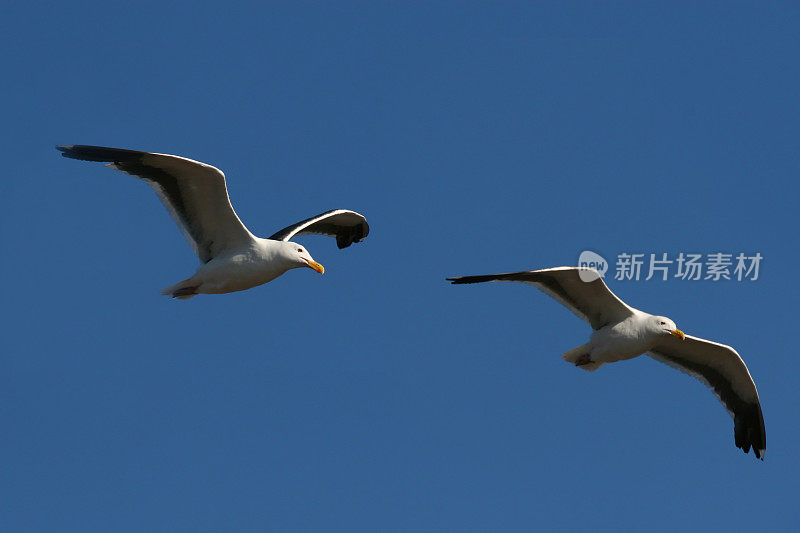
447 267 766 459
58 145 369 299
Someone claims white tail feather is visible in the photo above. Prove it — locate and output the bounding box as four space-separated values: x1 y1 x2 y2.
562 343 591 363
561 343 605 371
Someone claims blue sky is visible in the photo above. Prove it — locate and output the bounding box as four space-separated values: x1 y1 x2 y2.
2 1 798 531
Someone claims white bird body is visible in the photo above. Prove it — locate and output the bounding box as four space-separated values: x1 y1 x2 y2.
558 311 679 371
588 312 654 364
165 238 305 296
58 145 369 299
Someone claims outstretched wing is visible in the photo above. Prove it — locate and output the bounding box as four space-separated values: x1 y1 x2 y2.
649 335 766 459
448 267 634 330
269 209 369 249
58 145 255 263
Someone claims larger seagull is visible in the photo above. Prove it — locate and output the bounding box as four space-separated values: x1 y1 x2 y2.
447 267 766 459
58 145 369 299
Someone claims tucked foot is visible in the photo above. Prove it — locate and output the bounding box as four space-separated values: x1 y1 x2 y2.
574 354 594 367
171 286 199 299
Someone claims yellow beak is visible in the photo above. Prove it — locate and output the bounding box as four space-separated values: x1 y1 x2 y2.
670 329 685 340
306 259 325 274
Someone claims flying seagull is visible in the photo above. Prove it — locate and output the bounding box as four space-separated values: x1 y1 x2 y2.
58 145 369 299
447 267 766 459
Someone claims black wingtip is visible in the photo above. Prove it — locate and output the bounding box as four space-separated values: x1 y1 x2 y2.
446 275 498 284
744 447 765 461
56 144 109 161
335 223 368 249
56 144 76 158
55 144 145 163
447 277 481 284
733 411 766 461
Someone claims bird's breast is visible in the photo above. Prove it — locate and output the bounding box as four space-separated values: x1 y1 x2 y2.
591 320 653 362
196 252 290 293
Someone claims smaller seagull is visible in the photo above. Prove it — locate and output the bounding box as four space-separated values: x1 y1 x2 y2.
447 267 766 459
58 145 369 299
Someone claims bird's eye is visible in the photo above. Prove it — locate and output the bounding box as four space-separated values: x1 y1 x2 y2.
297 248 302 252
660 321 666 325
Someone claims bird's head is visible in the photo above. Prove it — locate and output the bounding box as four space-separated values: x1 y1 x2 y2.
650 315 685 340
281 241 324 274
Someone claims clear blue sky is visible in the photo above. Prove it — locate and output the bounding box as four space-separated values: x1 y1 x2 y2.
2 2 797 531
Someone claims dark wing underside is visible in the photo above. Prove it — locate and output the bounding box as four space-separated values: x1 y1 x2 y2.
58 145 254 263
649 335 766 459
268 209 369 249
447 267 634 330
